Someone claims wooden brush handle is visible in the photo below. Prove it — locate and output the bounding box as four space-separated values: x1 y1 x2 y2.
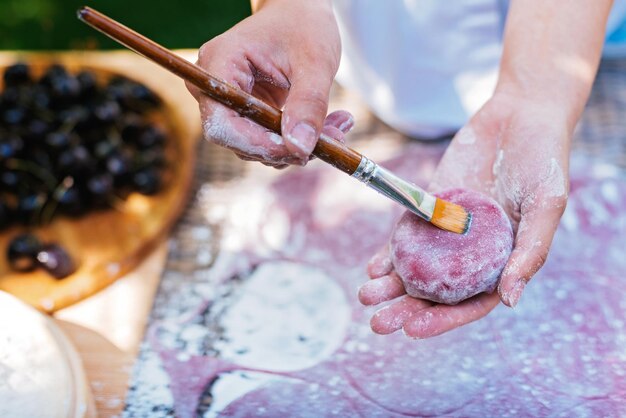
77 6 363 175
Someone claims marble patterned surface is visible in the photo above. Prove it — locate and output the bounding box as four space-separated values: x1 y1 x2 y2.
125 59 626 417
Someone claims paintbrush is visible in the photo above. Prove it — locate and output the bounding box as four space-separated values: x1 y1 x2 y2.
77 6 471 234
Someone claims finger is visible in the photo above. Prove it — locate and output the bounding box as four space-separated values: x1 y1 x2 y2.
319 110 354 146
187 58 254 102
321 126 345 143
370 296 434 335
261 161 289 170
236 153 288 171
235 152 260 162
192 42 298 165
366 245 393 279
203 105 298 164
196 40 256 92
498 193 567 308
358 273 406 306
185 79 202 101
250 80 289 109
324 110 354 135
281 66 335 162
402 292 500 339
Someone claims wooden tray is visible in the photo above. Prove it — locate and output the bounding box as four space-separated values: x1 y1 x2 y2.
0 51 201 312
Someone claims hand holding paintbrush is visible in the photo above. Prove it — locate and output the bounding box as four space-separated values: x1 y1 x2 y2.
77 6 471 235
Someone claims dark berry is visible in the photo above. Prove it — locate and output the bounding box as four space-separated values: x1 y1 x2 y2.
93 140 117 160
120 117 145 142
0 171 20 191
105 76 130 102
93 100 121 123
45 132 72 150
3 63 31 86
136 148 166 168
7 233 42 272
57 106 89 126
50 74 81 102
36 244 76 279
135 126 165 149
31 86 51 111
16 194 45 224
122 84 160 112
57 145 92 174
0 62 167 229
57 183 85 217
0 134 24 159
0 201 11 229
2 107 27 125
1 86 20 106
39 64 68 87
106 151 132 179
28 119 50 138
86 173 113 206
76 71 97 97
132 168 162 195
130 84 159 105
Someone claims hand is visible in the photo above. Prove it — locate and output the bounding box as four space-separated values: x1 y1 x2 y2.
359 92 571 338
187 0 348 167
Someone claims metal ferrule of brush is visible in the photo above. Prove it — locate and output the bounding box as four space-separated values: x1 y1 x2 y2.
352 156 436 221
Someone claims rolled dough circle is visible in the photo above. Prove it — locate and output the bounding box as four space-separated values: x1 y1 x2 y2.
390 188 513 304
0 291 92 417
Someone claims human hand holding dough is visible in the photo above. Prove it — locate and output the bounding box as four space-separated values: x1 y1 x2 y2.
391 188 513 305
359 94 570 339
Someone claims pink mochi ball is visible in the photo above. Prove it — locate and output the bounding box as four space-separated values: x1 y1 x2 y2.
390 188 513 305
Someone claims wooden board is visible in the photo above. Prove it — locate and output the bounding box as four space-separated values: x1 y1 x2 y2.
54 243 168 417
0 51 201 312
57 319 134 418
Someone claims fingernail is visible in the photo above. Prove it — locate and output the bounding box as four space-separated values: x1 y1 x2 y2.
503 279 526 308
357 284 368 304
367 253 393 278
286 122 316 160
338 115 354 133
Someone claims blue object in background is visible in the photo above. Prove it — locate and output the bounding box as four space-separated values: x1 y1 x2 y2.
605 2 626 57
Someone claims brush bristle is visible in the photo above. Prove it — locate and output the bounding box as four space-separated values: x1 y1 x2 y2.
430 198 472 234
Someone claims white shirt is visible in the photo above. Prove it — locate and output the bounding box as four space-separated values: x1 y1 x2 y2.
333 0 626 139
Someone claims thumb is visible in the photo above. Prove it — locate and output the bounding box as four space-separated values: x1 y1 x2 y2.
498 193 567 307
281 69 334 163
367 244 393 279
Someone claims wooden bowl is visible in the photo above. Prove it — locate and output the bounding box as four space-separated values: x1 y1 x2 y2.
0 52 201 312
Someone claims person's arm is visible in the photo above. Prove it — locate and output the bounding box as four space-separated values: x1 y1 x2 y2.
493 0 613 306
188 0 350 167
497 0 613 127
359 0 614 338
